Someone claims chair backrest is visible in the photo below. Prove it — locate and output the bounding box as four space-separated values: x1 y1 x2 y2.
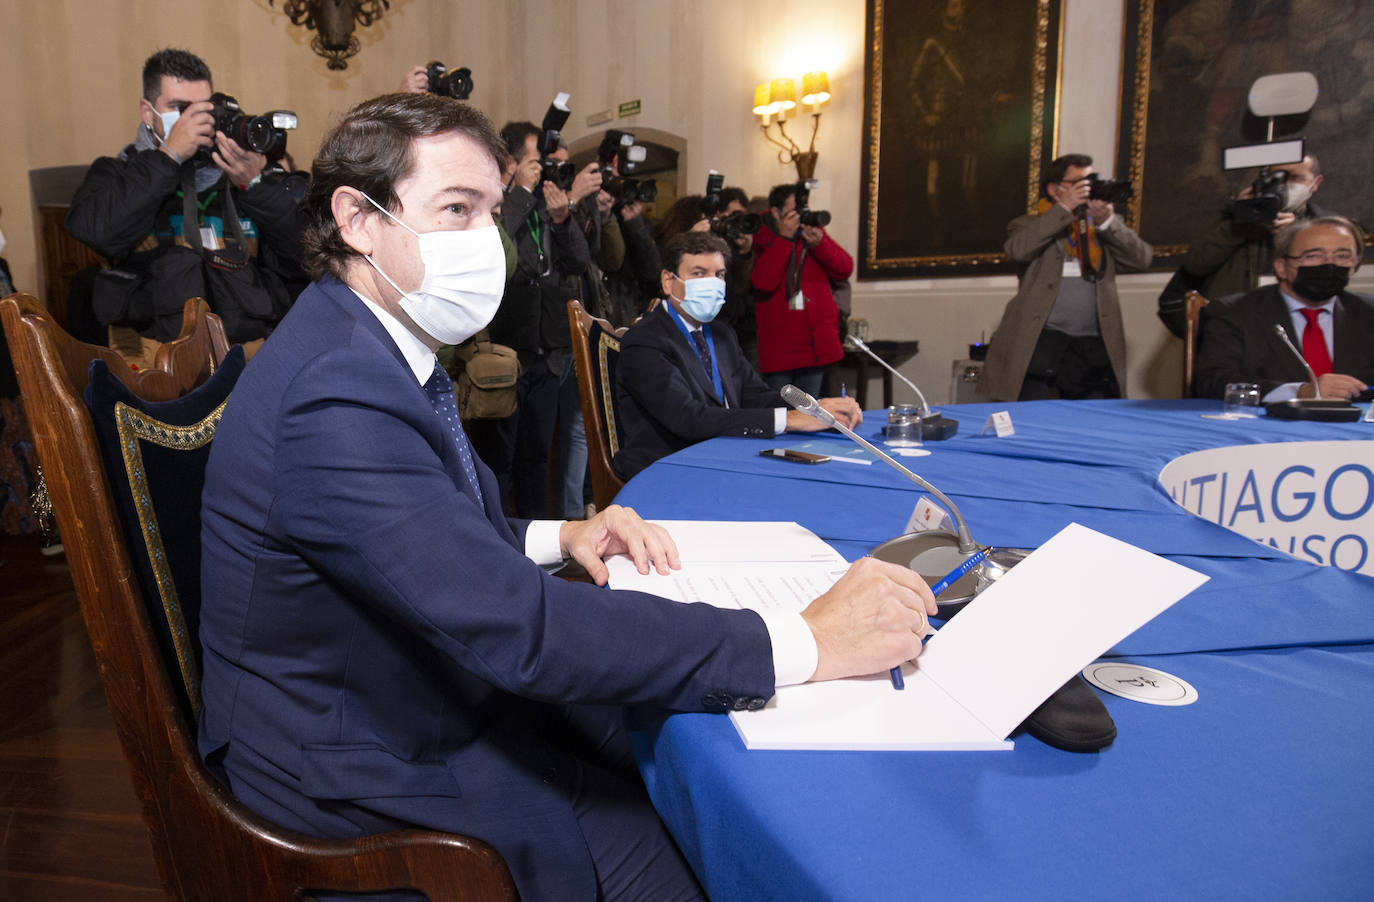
0 293 516 902
568 299 629 510
1183 290 1211 397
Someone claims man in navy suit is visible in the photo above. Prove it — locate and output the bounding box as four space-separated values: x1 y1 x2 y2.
198 93 935 901
613 232 862 481
1195 216 1372 401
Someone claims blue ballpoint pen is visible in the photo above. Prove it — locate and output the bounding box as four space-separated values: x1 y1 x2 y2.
889 546 992 690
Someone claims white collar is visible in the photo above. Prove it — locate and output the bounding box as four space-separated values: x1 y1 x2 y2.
349 286 437 385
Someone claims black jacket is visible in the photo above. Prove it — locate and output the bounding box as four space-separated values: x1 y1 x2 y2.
613 303 781 480
1194 285 1374 398
66 145 304 342
488 185 590 353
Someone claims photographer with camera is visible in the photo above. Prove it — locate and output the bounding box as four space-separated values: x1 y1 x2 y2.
594 131 661 327
981 153 1153 402
751 181 852 396
472 117 591 517
1179 156 1331 306
707 183 762 368
66 49 303 364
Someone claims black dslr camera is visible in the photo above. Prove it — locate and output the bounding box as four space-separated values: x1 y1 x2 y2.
1086 173 1133 206
537 94 576 190
425 61 473 100
704 171 760 241
204 93 297 162
794 179 831 228
597 131 656 206
1225 167 1289 225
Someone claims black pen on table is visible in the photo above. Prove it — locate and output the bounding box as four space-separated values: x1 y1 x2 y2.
889 546 992 690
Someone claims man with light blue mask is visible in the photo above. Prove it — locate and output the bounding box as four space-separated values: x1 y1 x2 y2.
198 93 938 902
613 231 862 480
66 48 303 363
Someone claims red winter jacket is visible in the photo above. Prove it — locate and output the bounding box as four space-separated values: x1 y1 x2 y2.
750 219 853 374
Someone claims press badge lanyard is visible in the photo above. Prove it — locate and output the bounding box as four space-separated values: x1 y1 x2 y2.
665 303 725 404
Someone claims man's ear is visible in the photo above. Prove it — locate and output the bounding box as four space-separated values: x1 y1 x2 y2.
333 187 375 256
1310 174 1323 195
660 268 676 299
139 99 159 135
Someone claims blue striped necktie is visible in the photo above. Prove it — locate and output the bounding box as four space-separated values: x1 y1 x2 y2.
422 361 485 507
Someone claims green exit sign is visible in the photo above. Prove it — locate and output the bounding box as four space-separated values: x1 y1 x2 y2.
618 99 641 118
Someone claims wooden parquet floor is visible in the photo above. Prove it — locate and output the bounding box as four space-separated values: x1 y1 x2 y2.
0 533 164 900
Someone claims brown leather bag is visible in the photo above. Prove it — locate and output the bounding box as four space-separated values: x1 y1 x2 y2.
452 330 520 419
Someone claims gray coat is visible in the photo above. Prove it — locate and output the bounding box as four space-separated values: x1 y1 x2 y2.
981 204 1153 401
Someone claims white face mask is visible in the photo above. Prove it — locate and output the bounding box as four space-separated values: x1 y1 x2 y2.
0 226 6 257
359 191 507 345
1283 180 1313 213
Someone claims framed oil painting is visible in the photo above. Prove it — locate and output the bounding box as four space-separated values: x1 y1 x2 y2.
859 0 1064 279
1116 0 1374 264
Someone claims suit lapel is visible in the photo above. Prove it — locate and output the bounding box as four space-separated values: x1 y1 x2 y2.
321 278 509 533
655 307 725 407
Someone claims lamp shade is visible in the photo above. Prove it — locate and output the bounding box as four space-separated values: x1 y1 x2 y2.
802 71 831 108
752 82 773 116
769 77 797 116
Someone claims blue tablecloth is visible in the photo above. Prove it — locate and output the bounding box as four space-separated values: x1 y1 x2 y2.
617 400 1374 901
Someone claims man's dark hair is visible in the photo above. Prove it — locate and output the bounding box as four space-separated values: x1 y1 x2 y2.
768 183 799 209
719 186 749 210
1040 153 1093 198
142 49 212 103
661 231 731 276
499 121 540 163
301 93 507 282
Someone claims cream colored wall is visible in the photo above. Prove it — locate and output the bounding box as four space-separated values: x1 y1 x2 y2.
4 0 1366 402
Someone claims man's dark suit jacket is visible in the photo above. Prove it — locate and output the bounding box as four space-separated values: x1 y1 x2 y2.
613 303 783 480
197 276 774 901
1194 284 1374 398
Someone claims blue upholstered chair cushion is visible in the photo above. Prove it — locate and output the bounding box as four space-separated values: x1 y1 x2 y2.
83 346 245 722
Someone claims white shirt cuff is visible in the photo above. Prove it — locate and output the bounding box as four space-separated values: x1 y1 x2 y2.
524 519 567 567
774 408 788 433
756 609 818 687
1096 213 1117 231
1264 382 1302 403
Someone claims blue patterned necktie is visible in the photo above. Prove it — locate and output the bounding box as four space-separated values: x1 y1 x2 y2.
690 328 713 378
423 360 485 507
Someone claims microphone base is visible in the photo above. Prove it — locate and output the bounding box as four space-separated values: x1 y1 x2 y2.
1264 400 1362 422
870 531 1032 618
921 413 959 441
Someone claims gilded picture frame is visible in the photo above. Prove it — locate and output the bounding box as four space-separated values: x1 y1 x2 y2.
859 0 1065 279
1115 0 1374 266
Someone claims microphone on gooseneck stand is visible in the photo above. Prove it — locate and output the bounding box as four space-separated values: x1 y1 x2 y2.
1261 323 1362 422
1272 323 1322 399
781 384 982 563
843 335 959 440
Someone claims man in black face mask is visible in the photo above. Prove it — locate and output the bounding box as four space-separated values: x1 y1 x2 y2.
1194 216 1374 400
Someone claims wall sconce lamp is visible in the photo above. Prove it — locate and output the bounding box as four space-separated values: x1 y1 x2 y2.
268 0 391 70
753 71 831 181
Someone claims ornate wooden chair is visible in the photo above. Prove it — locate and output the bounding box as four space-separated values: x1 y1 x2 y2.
567 300 629 510
1183 290 1211 397
0 293 517 901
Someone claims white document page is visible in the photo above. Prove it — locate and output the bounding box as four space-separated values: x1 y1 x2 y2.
914 522 1211 739
606 521 848 612
735 523 1209 750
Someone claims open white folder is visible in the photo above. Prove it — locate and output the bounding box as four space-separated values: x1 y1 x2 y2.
608 521 1209 751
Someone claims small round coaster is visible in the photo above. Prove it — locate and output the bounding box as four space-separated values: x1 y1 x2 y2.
1082 661 1198 706
889 447 932 458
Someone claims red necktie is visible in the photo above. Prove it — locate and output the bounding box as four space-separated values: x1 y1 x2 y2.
1299 308 1333 378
